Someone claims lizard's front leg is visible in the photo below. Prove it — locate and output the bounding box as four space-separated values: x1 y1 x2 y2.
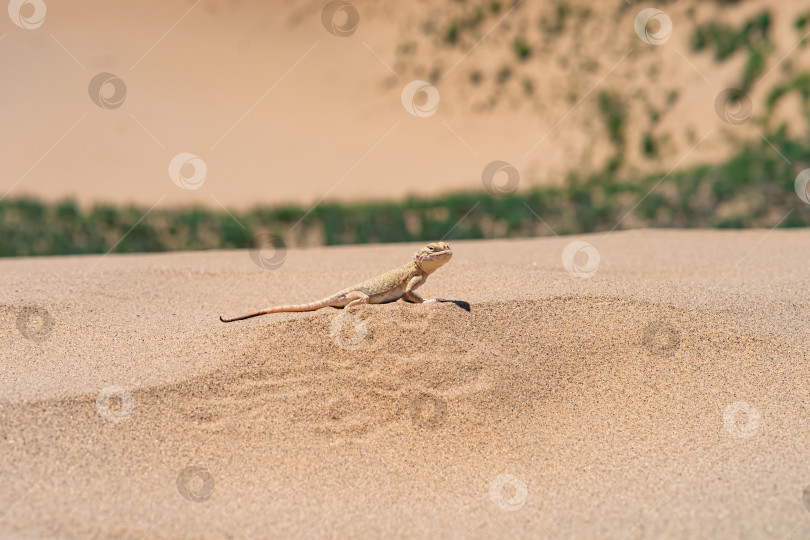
402 275 436 303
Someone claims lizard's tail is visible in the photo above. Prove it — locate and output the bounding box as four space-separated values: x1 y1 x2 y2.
219 302 327 323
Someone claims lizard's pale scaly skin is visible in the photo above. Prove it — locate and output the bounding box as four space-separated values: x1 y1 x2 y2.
219 242 452 322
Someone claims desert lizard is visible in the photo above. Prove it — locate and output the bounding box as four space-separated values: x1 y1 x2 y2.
219 242 453 322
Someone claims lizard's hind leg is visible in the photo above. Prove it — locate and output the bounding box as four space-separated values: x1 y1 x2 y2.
343 291 370 310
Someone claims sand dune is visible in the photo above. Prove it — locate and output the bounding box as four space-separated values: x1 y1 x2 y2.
3 0 809 208
1 231 810 538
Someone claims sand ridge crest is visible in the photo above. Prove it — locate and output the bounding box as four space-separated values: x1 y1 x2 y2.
4 296 792 445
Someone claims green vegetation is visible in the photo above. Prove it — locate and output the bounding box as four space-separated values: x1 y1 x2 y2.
691 10 771 61
443 5 485 45
691 10 773 93
444 22 459 44
597 91 627 171
691 24 740 60
539 2 568 35
512 37 531 61
795 11 810 31
742 47 766 90
495 65 512 84
642 132 658 158
3 131 808 258
766 71 810 117
598 92 625 146
521 77 534 97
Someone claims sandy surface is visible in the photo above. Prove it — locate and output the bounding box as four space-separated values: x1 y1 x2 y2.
1 230 810 539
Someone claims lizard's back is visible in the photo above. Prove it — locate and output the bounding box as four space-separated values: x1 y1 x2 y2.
338 261 420 302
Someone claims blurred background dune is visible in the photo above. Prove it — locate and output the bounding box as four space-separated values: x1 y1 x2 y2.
2 0 810 253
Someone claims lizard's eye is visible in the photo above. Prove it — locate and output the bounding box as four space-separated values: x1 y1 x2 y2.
428 246 434 251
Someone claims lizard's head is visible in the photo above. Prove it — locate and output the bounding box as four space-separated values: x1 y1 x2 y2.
414 241 452 273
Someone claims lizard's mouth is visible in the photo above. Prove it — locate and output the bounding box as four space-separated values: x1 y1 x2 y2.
427 252 451 262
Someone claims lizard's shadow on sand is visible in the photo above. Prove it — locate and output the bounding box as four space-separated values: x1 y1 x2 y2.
435 299 471 312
